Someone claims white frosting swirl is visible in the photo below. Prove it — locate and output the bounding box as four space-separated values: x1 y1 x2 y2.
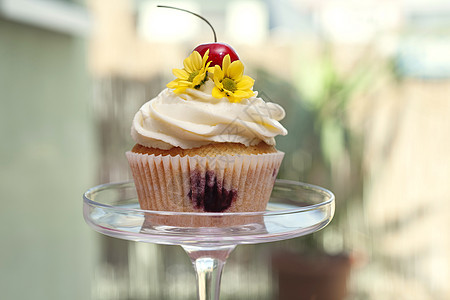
131 80 287 150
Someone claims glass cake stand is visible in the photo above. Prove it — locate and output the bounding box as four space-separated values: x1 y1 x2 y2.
83 179 335 300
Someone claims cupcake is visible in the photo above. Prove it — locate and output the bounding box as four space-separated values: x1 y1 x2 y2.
126 47 287 213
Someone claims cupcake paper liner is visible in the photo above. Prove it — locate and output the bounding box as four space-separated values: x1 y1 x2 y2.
126 151 284 213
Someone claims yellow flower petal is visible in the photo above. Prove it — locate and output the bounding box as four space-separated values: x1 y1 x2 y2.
213 78 224 91
201 49 210 67
167 80 179 89
205 61 212 71
192 71 206 86
173 68 189 80
191 51 202 70
228 95 239 103
176 80 192 86
173 87 188 94
212 86 225 99
214 78 223 90
236 75 254 90
227 60 244 80
222 54 231 74
183 58 193 73
183 51 200 73
214 65 224 81
233 89 254 98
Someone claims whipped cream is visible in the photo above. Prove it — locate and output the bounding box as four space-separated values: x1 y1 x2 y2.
131 81 287 150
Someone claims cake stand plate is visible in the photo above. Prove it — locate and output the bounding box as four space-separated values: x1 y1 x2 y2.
83 179 335 300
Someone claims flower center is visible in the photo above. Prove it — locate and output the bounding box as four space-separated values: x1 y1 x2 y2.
222 77 236 92
188 70 199 82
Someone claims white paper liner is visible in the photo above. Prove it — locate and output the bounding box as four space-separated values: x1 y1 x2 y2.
126 151 284 213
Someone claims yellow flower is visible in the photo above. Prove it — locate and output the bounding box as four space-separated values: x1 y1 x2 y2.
211 54 255 103
167 50 211 94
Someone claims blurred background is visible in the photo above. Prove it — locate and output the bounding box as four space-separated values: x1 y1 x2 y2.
1 0 450 299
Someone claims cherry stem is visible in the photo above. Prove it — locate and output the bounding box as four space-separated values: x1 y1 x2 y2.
157 5 217 43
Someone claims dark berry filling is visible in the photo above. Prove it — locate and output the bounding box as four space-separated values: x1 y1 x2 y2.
188 170 237 212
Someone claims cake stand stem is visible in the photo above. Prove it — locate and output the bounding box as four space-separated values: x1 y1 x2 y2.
182 245 236 300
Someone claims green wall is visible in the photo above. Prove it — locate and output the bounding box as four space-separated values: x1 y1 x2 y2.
0 17 96 299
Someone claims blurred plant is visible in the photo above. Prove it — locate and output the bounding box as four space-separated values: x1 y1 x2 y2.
293 44 377 255
255 43 384 255
295 45 376 177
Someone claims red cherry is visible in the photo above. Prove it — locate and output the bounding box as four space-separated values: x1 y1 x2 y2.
194 43 239 67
